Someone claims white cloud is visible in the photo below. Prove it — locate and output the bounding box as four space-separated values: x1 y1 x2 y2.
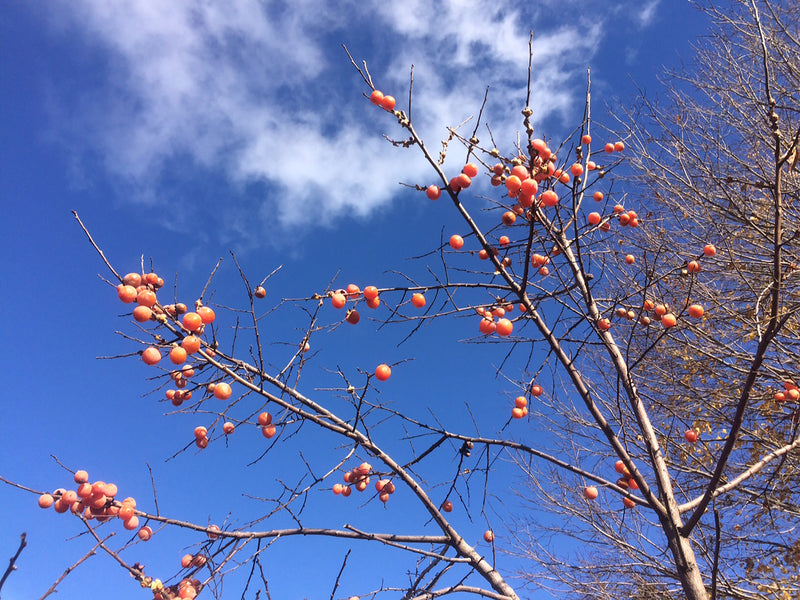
636 0 661 27
44 0 622 239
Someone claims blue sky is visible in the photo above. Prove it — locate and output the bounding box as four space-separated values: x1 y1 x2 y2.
1 2 708 599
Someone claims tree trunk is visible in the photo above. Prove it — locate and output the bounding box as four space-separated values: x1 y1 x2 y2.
661 513 708 600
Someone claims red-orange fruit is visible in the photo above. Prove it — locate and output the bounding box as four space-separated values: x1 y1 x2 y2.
197 306 215 324
375 364 391 381
142 347 162 365
182 312 203 332
214 382 232 400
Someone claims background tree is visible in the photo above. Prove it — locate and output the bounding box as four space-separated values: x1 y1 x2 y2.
1 2 798 600
514 1 800 598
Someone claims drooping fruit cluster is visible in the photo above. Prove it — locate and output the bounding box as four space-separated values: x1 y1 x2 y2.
475 304 516 337
329 283 382 314
332 462 396 503
511 396 528 419
37 470 148 537
148 577 202 600
774 380 799 403
614 460 640 509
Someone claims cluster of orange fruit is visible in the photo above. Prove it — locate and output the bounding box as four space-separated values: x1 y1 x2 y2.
774 381 799 403
37 470 152 540
115 271 266 450
511 383 543 420
582 460 640 509
332 462 396 503
150 577 202 600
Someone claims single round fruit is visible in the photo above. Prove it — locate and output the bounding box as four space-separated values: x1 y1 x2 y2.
581 134 592 145
483 530 494 543
137 289 157 308
703 244 716 257
182 335 202 354
214 382 232 400
380 95 396 111
687 260 701 273
142 347 162 365
604 143 615 153
684 429 699 443
331 293 346 309
614 460 625 474
462 163 479 178
169 346 188 365
137 526 153 541
479 317 496 335
197 306 215 324
117 285 138 303
38 493 55 509
223 422 235 434
254 286 267 299
74 470 89 484
583 486 598 500
133 305 152 322
194 426 208 440
511 407 525 419
614 141 625 152
363 286 379 301
570 163 584 177
593 191 604 202
181 554 194 569
375 364 392 381
261 425 277 439
661 313 677 328
257 412 272 426
426 185 441 200
520 177 538 197
530 384 543 397
123 515 139 530
505 175 522 193
119 503 135 520
345 309 360 324
441 500 453 512
540 190 559 207
510 165 529 180
496 318 513 337
597 318 611 331
411 293 426 308
182 312 203 332
502 211 516 226
587 212 601 225
369 89 383 105
449 235 464 250
123 273 142 287
687 304 704 319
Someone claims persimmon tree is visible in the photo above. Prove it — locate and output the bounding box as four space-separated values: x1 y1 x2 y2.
511 1 800 599
2 1 799 600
